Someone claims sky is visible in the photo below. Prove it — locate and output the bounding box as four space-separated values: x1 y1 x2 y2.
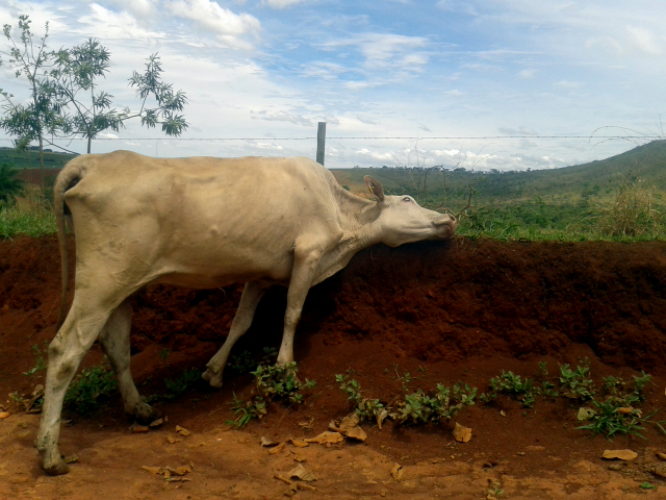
1 0 666 170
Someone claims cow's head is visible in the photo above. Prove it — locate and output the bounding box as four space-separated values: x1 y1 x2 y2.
364 175 456 247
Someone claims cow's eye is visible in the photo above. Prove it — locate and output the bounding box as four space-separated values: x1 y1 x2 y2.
403 197 412 202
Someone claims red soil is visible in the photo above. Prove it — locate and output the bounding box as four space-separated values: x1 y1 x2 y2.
1 235 666 499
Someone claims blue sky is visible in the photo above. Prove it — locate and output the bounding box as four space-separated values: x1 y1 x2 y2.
2 0 666 169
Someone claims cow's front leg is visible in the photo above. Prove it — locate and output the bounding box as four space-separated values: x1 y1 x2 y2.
99 300 158 423
277 247 324 367
203 281 269 388
36 297 113 475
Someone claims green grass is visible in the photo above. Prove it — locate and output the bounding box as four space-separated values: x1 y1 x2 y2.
3 140 666 242
0 204 57 238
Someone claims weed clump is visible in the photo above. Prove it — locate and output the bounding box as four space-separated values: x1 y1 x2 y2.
227 362 316 428
64 365 118 416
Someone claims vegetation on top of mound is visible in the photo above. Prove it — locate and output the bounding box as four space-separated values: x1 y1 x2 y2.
3 141 666 241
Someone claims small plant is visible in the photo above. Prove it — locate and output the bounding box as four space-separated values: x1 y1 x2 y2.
22 343 48 376
577 397 647 439
399 383 477 425
226 392 266 428
64 365 118 415
558 363 595 400
229 350 255 374
481 371 540 408
158 348 170 361
336 374 387 424
227 362 316 428
252 362 315 404
640 482 656 490
164 368 202 401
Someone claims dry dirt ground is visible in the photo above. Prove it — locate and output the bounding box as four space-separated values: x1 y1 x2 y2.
1 236 666 499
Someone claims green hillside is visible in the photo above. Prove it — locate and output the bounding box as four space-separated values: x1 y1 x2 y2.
331 140 666 204
0 147 75 170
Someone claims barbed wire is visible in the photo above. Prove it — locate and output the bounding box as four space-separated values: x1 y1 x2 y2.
1 135 662 142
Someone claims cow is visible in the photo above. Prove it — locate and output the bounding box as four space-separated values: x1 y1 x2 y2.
35 151 456 475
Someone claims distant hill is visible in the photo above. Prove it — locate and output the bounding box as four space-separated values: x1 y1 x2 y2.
5 141 666 204
0 147 75 171
330 140 666 204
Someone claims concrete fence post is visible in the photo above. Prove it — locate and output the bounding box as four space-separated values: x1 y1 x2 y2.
316 122 326 165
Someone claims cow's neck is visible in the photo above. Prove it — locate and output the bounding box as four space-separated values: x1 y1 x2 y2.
311 190 383 286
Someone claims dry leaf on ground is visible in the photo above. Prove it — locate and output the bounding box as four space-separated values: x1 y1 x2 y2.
577 407 596 421
657 453 666 461
453 422 472 443
390 463 404 481
260 436 278 447
305 431 343 445
268 442 286 454
0 412 9 419
602 449 638 461
287 463 317 482
345 426 367 442
289 438 309 448
176 425 191 436
149 418 164 428
130 423 150 433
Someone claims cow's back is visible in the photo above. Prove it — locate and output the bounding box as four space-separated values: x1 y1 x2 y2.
61 151 344 287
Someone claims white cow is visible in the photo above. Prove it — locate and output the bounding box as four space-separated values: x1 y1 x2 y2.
36 151 456 474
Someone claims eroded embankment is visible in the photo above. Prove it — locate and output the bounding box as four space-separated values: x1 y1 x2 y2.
1 236 665 378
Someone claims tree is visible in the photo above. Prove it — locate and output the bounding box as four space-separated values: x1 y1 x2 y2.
0 16 67 192
0 163 24 207
53 40 188 153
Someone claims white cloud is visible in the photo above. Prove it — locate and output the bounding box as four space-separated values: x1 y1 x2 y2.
322 33 428 70
251 110 315 127
626 25 662 55
165 0 260 49
518 68 537 79
99 0 158 17
78 4 165 40
262 0 308 8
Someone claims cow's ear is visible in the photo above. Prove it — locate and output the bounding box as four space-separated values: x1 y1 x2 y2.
364 176 385 202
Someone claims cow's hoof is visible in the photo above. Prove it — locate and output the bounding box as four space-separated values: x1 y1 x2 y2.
202 368 223 388
40 457 70 476
134 405 162 426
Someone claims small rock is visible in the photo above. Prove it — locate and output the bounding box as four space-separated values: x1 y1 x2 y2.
166 435 181 444
602 449 638 461
130 423 150 433
452 422 472 443
0 412 9 420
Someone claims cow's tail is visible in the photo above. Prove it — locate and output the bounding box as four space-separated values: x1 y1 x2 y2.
54 158 85 331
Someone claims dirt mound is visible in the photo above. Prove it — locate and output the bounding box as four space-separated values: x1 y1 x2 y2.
2 237 666 377
2 236 666 498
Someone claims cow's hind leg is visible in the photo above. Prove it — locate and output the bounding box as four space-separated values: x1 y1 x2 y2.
203 281 269 388
35 295 116 475
99 300 158 423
